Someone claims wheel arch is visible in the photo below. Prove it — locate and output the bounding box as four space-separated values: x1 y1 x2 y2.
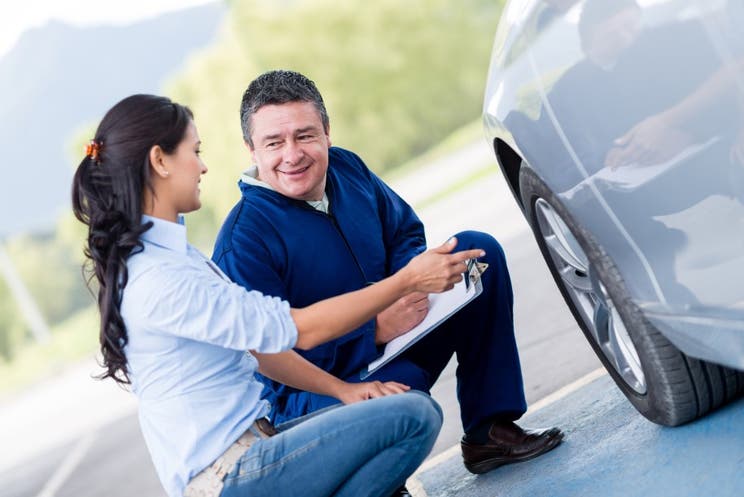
493 137 524 209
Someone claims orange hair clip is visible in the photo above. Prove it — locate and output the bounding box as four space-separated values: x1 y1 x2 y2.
85 140 102 162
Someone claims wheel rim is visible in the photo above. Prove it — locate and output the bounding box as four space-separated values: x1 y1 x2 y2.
534 198 647 394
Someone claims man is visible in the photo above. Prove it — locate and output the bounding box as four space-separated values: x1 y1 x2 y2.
213 70 563 478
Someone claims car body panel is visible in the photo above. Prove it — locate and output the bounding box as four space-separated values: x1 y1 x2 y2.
484 0 744 369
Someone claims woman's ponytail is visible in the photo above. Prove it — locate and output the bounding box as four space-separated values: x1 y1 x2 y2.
71 95 192 385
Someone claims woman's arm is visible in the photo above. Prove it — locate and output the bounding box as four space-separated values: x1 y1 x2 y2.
290 237 484 350
254 350 409 402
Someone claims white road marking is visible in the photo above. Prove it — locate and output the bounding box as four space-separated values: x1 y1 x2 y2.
35 432 97 497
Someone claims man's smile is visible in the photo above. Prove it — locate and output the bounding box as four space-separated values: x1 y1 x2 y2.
279 164 311 176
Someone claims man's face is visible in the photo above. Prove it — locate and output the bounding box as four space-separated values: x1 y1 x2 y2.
248 101 331 201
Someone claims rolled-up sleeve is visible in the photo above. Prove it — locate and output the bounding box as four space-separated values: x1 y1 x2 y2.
124 263 297 353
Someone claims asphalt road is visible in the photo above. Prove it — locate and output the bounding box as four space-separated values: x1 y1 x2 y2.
0 151 602 497
414 374 744 497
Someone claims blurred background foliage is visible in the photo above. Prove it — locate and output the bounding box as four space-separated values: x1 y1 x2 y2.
0 0 503 392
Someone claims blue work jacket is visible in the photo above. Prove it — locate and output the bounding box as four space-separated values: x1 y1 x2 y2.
213 147 426 417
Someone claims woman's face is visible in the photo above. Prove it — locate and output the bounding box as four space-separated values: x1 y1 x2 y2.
160 120 208 215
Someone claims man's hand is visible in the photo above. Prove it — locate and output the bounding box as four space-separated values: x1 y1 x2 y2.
375 293 429 344
335 380 411 404
402 237 484 294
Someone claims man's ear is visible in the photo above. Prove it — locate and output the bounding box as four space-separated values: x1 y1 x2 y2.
326 124 332 148
148 145 170 179
245 140 258 163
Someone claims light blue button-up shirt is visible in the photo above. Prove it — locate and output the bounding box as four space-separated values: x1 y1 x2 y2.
120 216 297 497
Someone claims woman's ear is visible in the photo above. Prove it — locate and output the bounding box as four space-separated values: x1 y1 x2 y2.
149 145 170 179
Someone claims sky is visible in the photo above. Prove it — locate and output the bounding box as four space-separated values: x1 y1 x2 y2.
0 0 215 57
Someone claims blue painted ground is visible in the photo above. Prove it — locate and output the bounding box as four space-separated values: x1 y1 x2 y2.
415 374 744 497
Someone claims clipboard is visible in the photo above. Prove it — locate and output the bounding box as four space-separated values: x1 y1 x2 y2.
360 259 487 379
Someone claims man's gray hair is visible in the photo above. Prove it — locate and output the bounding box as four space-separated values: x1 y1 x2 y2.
240 70 330 147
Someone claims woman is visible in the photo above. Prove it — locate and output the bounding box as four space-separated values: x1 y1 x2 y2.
71 94 484 497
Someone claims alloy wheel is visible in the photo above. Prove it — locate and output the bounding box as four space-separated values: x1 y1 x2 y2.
534 198 647 394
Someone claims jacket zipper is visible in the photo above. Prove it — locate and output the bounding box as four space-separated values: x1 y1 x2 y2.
325 211 371 285
292 181 371 286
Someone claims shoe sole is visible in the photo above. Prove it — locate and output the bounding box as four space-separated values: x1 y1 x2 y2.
463 433 564 475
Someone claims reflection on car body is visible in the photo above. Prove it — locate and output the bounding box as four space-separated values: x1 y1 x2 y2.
484 0 744 425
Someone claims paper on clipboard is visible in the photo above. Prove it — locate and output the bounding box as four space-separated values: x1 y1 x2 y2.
360 259 487 379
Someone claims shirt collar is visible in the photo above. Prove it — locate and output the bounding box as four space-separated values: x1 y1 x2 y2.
240 166 330 214
140 215 188 254
240 166 272 190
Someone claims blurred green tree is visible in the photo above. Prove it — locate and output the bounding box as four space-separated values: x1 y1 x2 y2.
5 218 91 327
0 278 27 362
1 0 505 367
169 0 502 249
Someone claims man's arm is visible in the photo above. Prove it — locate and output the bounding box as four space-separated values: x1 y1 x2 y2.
366 167 431 343
368 170 427 275
213 218 288 299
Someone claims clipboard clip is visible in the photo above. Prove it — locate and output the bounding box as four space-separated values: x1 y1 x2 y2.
465 259 488 291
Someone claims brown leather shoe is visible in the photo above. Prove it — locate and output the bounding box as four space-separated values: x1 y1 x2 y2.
461 421 564 474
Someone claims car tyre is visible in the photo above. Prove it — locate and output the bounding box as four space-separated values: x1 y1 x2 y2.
519 167 744 426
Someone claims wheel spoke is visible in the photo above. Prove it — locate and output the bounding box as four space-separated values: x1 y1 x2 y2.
536 201 588 272
544 233 586 273
592 298 610 345
608 307 646 392
534 197 647 395
558 265 593 293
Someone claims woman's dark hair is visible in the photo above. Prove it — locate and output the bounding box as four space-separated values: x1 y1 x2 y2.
71 94 193 385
